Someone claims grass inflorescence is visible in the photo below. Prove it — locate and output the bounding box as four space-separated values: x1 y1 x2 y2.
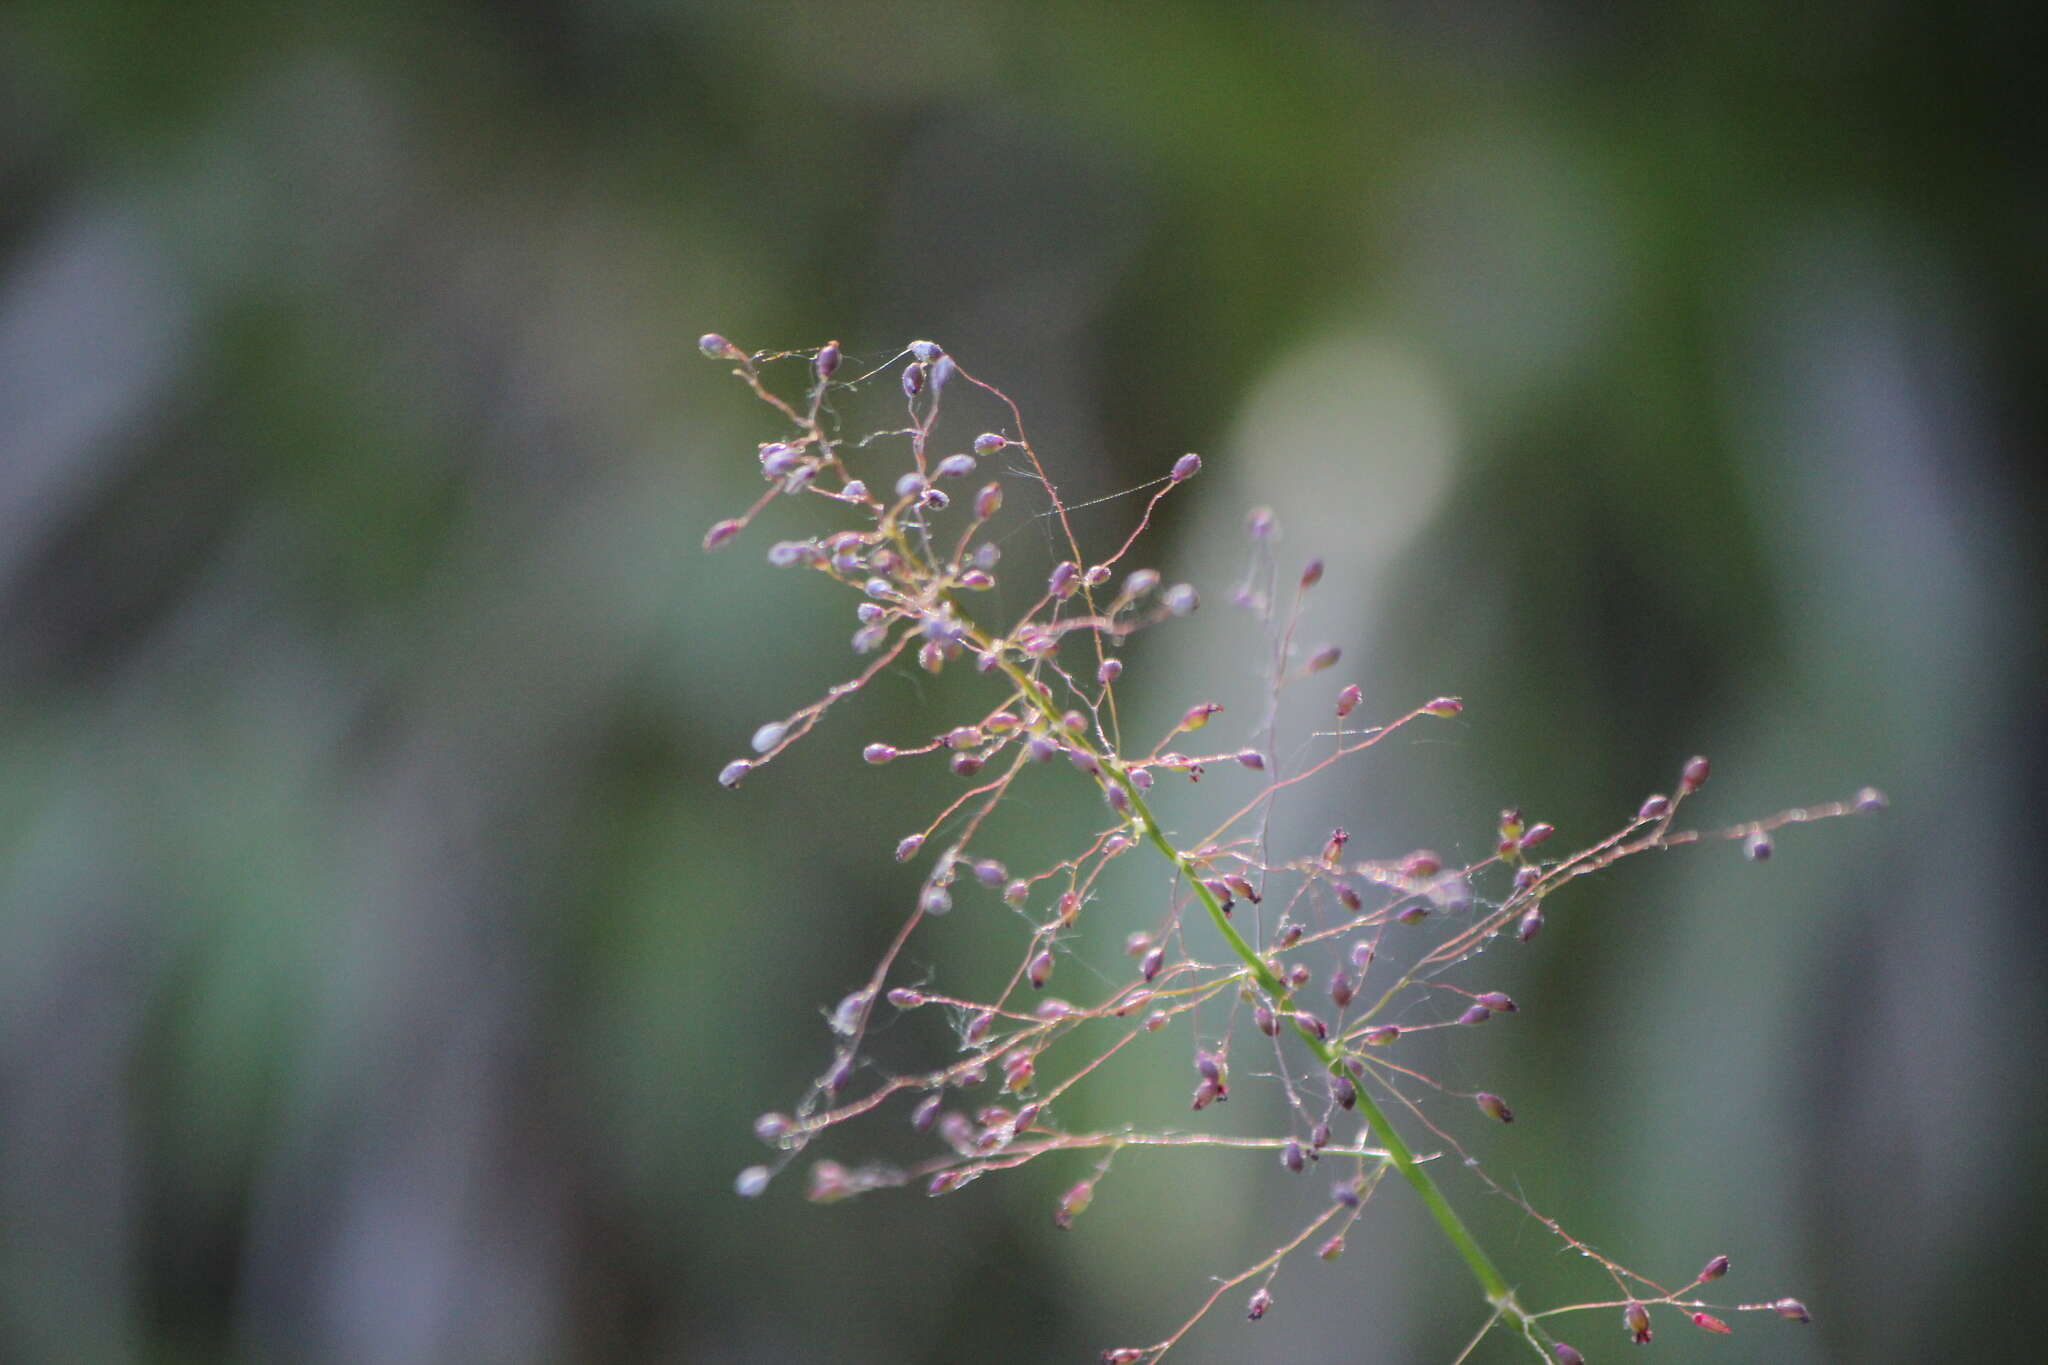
703 333 1882 1361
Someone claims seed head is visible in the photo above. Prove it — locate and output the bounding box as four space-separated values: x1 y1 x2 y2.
1329 970 1355 1008
1247 1288 1273 1320
717 759 752 788
1336 683 1362 717
910 1094 942 1132
1235 749 1266 771
1363 1025 1400 1046
919 885 952 915
1299 558 1324 589
1699 1253 1730 1281
1854 786 1888 811
965 1010 994 1044
1422 696 1463 718
703 518 743 550
1551 1345 1585 1365
1049 561 1081 598
1458 1004 1493 1026
735 1165 771 1198
935 453 977 479
1180 703 1223 732
1332 1074 1357 1109
973 432 1007 455
1475 1091 1514 1123
1744 829 1773 861
1680 754 1711 793
698 332 737 358
1517 907 1545 942
902 361 926 396
895 833 925 861
753 1112 793 1143
1691 1311 1732 1334
1280 1140 1305 1173
887 987 924 1009
1097 658 1123 684
1336 882 1362 912
1140 945 1165 981
1162 584 1199 616
1771 1297 1812 1324
1638 793 1671 820
1306 644 1341 673
1171 452 1202 480
1623 1300 1652 1343
1318 1234 1345 1261
1476 991 1517 1013
1519 822 1556 849
751 721 788 754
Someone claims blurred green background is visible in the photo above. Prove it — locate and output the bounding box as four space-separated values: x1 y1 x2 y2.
2 2 2042 1361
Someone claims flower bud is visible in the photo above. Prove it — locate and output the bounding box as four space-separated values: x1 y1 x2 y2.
1623 1300 1651 1343
1332 1075 1356 1109
1026 734 1060 763
1235 749 1266 771
1771 1297 1811 1323
1363 1024 1400 1045
974 432 1007 455
1102 1351 1145 1364
1458 1004 1492 1026
698 332 736 358
1402 850 1443 879
1310 1121 1331 1149
703 518 743 550
902 361 926 396
896 833 925 862
863 742 897 764
919 885 952 915
1517 907 1545 942
1171 452 1202 480
887 987 925 1009
1476 992 1517 1013
1049 560 1080 598
1519 822 1556 849
1306 644 1341 673
1190 1078 1221 1110
1335 882 1362 912
754 1112 793 1143
1084 564 1112 586
1680 754 1711 793
965 1010 994 1044
1098 658 1123 684
1280 1140 1305 1173
1318 1234 1345 1261
1336 683 1362 717
1691 1312 1731 1334
1145 1010 1168 1032
1395 905 1429 925
1054 1180 1094 1228
1254 1004 1277 1036
1422 696 1463 717
1350 941 1374 971
735 1165 771 1198
951 753 984 777
1744 829 1773 861
1293 1011 1329 1040
973 483 1003 520
1551 1345 1585 1365
1299 558 1324 589
1028 951 1054 989
717 759 752 788
1247 1288 1273 1320
1162 583 1199 615
1638 793 1671 820
935 453 977 479
1180 703 1223 731
1475 1091 1514 1123
1329 971 1355 1008
1699 1253 1730 1281
1854 786 1888 811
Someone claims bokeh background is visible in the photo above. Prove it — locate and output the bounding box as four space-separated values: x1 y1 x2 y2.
2 3 2042 1362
